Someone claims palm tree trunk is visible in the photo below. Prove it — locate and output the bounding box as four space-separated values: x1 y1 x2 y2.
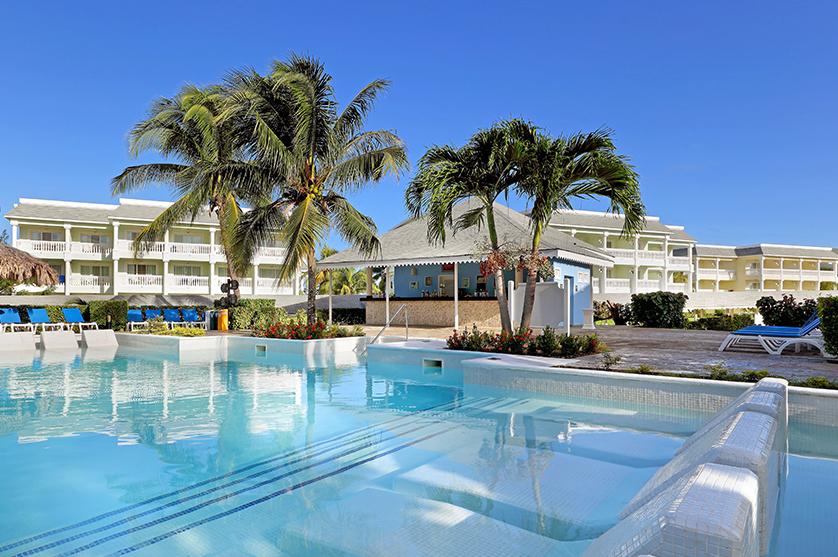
519 224 544 331
485 207 512 334
216 198 241 302
306 249 317 325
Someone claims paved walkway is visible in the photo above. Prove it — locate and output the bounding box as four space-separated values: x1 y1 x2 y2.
363 324 838 381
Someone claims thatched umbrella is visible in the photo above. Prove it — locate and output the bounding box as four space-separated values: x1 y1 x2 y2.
0 244 59 285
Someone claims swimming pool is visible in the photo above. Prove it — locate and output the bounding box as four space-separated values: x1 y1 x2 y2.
0 347 835 556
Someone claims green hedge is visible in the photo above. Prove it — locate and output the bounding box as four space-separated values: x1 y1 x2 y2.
687 313 754 331
88 300 129 330
756 295 818 326
629 291 688 328
818 297 838 357
227 298 277 330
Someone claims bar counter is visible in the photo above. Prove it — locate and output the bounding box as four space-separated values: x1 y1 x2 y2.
363 296 501 328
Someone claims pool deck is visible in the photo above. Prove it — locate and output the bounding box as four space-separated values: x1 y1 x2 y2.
362 324 838 381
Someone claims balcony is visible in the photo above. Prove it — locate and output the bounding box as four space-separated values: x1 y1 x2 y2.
169 242 213 258
636 279 662 292
606 248 666 266
114 239 166 259
697 268 736 281
15 239 66 258
68 274 111 294
667 256 690 270
118 273 163 292
169 274 210 293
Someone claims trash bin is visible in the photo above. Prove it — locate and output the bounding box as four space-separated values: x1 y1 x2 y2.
218 309 229 332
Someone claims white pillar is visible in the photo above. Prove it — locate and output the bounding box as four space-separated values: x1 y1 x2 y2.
328 270 333 325
62 260 71 294
10 221 18 246
508 279 517 329
162 260 169 295
799 258 804 289
599 266 607 295
113 258 120 295
662 236 670 290
687 244 694 292
759 256 765 291
385 266 391 324
209 262 216 295
563 276 572 336
453 262 459 329
252 264 259 295
632 236 639 293
715 257 720 291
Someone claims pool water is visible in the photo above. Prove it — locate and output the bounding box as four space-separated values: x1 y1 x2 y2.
0 349 834 556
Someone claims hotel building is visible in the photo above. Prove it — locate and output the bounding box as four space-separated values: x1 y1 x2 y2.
4 198 298 296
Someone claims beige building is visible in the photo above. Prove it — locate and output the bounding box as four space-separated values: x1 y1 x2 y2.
545 210 696 295
5 198 298 296
688 244 838 292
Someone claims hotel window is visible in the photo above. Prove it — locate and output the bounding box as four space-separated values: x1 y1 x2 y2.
80 265 109 277
173 265 202 277
80 233 107 244
260 267 280 279
174 233 204 244
127 264 156 275
31 231 60 241
126 231 140 240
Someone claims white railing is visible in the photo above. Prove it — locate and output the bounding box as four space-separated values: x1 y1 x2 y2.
605 278 631 290
257 278 279 289
169 274 209 289
69 274 109 287
255 246 286 258
606 248 666 264
169 242 212 256
762 268 782 279
70 241 110 256
606 248 636 261
636 279 662 291
122 273 163 288
116 239 166 256
667 282 688 292
15 239 66 255
667 256 690 268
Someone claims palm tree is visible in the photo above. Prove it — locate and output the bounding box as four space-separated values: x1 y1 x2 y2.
405 121 527 333
228 55 408 324
516 126 645 330
112 85 251 298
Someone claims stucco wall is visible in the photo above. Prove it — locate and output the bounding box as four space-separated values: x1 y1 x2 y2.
393 263 515 297
551 260 592 325
365 298 502 328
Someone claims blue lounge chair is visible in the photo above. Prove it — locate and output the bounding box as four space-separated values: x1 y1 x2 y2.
62 307 98 331
26 308 65 333
144 308 163 321
163 308 185 329
181 308 206 329
0 308 33 333
719 313 827 356
127 309 148 331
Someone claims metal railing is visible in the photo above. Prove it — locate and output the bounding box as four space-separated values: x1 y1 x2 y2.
359 304 409 355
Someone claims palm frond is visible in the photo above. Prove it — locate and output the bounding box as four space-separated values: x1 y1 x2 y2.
111 163 189 194
327 195 380 258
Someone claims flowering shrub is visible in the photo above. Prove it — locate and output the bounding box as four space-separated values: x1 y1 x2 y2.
255 319 363 340
447 325 604 358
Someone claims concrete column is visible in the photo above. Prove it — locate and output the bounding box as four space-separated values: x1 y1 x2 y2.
759 256 765 291
10 221 18 246
714 258 720 291
632 236 639 293
209 262 216 295
508 279 517 329
385 266 391 323
162 260 169 295
113 258 120 295
687 244 694 292
253 264 259 295
327 270 333 325
779 259 784 291
209 228 216 264
453 262 459 329
64 260 71 295
662 237 670 290
599 266 607 295
799 258 804 288
563 276 572 335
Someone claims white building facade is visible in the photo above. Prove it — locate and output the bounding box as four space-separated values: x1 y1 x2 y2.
5 198 299 296
545 210 696 295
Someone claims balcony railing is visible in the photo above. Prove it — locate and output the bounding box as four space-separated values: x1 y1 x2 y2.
121 273 163 288
70 242 110 256
169 274 209 289
169 242 212 256
15 239 66 255
667 256 690 269
69 274 111 293
115 239 166 256
606 248 666 265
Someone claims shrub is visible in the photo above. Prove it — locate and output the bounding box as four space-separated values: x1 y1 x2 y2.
818 297 838 357
756 295 817 326
228 299 277 330
594 300 632 325
446 325 605 358
88 300 128 330
600 351 622 370
259 320 363 340
630 291 688 328
159 326 206 337
687 312 754 331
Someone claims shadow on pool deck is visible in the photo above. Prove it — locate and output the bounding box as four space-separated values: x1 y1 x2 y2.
362 324 838 382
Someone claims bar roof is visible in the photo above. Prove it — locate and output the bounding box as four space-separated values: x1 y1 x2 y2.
320 202 614 269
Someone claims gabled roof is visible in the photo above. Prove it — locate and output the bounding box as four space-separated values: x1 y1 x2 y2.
320 202 614 269
545 209 681 236
5 198 219 226
692 243 838 260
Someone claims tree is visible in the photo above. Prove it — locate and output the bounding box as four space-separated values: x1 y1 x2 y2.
229 55 408 324
112 85 251 298
405 121 528 333
517 126 645 330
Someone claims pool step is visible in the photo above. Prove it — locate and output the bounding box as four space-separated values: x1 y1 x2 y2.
278 487 589 557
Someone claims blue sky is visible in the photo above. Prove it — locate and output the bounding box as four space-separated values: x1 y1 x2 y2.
1 1 836 248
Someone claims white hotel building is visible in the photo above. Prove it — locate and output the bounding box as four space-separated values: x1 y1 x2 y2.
5 198 298 296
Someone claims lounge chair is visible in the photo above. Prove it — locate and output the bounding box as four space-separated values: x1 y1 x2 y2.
719 313 827 356
26 308 65 333
144 308 163 322
181 308 206 329
0 308 33 333
61 307 98 331
163 308 185 329
126 309 148 331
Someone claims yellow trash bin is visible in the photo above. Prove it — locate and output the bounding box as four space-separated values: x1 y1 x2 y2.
218 309 229 332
